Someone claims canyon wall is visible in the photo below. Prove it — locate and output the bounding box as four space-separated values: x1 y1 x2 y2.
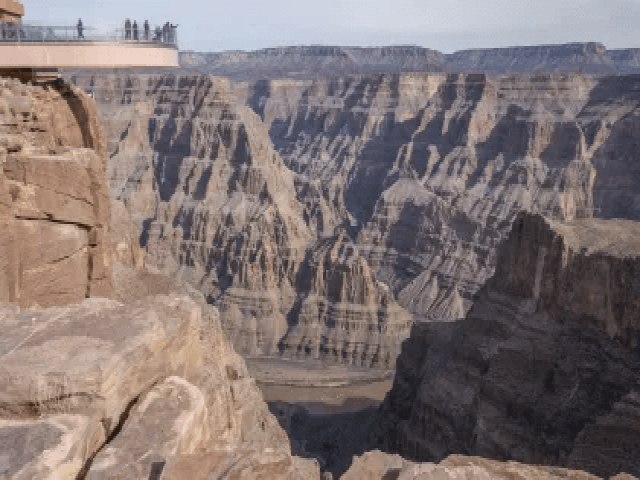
8 68 639 478
68 72 640 369
381 212 640 478
241 73 640 325
0 77 319 479
70 74 412 367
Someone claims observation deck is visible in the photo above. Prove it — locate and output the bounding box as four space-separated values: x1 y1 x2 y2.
0 24 179 70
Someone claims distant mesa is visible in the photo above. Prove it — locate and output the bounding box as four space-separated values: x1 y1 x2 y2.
180 42 640 79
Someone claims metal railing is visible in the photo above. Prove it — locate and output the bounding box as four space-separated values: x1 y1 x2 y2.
0 23 178 46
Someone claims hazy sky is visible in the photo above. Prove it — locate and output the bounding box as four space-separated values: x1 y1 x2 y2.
25 0 640 53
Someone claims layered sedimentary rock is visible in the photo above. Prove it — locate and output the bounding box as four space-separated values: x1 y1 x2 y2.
341 451 604 480
609 49 640 74
65 71 640 368
0 78 319 480
281 230 411 368
81 74 312 357
180 45 446 80
0 78 112 307
242 73 640 325
381 212 640 478
68 73 413 366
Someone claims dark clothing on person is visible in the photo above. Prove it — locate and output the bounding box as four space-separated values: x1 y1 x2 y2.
4 22 17 40
124 19 131 40
77 19 84 39
162 22 170 43
132 21 138 41
154 26 162 42
143 20 150 40
169 24 178 44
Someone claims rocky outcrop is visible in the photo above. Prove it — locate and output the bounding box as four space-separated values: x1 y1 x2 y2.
0 78 319 480
341 451 604 479
280 230 411 368
0 294 318 479
380 213 640 478
180 46 446 80
0 78 112 307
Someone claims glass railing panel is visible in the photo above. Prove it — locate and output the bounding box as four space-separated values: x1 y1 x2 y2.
0 23 178 46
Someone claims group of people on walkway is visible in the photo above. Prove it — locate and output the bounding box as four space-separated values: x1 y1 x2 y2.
123 19 177 44
70 18 177 44
0 21 20 40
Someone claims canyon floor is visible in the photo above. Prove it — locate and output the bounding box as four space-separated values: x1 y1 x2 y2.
249 358 393 475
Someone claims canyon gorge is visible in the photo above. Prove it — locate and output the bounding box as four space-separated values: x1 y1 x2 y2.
71 70 640 373
0 38 640 478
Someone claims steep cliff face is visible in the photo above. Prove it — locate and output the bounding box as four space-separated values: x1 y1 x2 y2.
242 73 640 323
96 75 311 357
280 230 411 368
381 212 640 478
0 78 112 307
70 73 413 366
67 72 640 368
0 78 319 480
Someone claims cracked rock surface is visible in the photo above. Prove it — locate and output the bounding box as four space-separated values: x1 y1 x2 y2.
0 78 112 307
380 213 640 478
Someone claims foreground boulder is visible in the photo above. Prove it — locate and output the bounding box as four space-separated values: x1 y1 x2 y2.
342 450 606 480
0 296 200 425
381 213 640 477
0 415 104 479
0 295 319 479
